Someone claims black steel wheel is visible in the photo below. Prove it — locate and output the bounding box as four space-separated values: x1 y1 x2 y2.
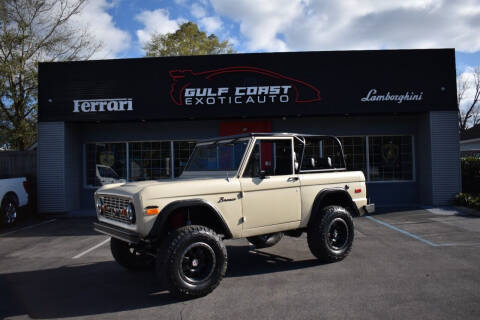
247 232 283 249
157 225 227 298
110 238 154 270
327 218 349 252
1 194 18 226
307 205 354 263
179 242 216 285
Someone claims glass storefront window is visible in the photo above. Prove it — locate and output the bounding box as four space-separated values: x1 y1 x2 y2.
368 136 413 181
174 141 196 177
84 135 414 187
129 142 171 181
86 143 127 187
339 137 367 176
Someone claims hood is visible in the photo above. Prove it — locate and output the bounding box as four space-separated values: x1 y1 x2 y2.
96 176 241 200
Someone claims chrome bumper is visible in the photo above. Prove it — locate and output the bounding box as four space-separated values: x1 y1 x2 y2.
94 221 140 244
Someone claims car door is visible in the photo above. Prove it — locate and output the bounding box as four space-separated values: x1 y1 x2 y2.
239 137 301 231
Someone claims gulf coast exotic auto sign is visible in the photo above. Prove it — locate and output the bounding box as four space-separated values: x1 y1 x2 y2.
38 49 457 122
168 66 321 106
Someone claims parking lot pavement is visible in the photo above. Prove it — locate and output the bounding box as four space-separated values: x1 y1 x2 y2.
1 209 480 320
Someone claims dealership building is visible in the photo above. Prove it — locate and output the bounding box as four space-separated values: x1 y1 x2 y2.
37 49 460 215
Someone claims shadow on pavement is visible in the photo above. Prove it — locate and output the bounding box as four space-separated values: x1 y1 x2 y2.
226 245 321 277
0 217 100 238
0 245 321 319
0 261 177 319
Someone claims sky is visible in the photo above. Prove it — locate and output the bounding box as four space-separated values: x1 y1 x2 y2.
72 0 480 100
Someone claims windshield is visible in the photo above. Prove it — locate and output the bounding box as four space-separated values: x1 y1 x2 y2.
184 139 250 172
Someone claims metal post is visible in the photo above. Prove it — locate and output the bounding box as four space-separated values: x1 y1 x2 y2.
365 136 370 181
126 142 130 181
170 141 175 180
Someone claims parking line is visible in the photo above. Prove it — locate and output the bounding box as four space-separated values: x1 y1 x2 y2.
0 219 56 237
73 237 110 259
365 216 439 247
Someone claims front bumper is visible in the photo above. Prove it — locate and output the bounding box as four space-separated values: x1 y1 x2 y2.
360 203 375 216
94 221 140 244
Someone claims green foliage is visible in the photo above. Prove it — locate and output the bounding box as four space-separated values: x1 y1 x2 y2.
144 22 234 57
455 193 480 210
461 157 480 194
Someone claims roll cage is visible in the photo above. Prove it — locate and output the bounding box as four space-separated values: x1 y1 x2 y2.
194 133 347 176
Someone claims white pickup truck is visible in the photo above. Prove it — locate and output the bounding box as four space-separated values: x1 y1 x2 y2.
0 177 29 226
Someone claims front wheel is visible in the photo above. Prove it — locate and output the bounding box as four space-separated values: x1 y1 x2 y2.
1 194 18 226
157 225 227 298
110 238 154 270
307 205 354 263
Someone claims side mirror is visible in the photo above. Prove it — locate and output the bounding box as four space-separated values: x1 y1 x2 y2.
258 170 269 179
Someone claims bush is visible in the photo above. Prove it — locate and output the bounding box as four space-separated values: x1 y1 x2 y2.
455 193 480 210
461 157 480 194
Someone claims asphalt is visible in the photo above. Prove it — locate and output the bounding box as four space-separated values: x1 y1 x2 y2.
1 207 480 320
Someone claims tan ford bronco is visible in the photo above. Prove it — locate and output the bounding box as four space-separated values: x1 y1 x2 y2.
94 133 374 298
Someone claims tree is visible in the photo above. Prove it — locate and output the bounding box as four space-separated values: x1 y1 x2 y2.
0 0 100 150
144 22 234 57
458 66 480 135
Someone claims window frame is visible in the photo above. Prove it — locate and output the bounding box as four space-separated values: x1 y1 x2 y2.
128 140 173 182
83 139 197 189
297 136 347 174
366 134 416 183
82 134 416 188
239 137 295 178
182 138 251 173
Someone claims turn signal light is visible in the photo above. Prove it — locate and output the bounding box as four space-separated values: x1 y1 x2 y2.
355 188 362 193
145 207 160 215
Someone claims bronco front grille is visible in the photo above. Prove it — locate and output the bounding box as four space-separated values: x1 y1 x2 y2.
100 196 132 224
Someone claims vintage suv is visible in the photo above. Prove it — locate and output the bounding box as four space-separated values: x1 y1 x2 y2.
94 133 374 298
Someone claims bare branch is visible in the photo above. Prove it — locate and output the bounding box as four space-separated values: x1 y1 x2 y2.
0 0 100 150
458 67 480 133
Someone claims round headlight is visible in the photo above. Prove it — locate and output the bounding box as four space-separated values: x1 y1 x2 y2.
126 203 135 223
96 198 103 213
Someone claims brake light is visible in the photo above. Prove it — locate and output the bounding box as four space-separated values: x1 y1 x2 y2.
355 188 362 193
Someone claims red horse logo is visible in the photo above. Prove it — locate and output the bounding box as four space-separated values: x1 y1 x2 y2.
169 66 321 106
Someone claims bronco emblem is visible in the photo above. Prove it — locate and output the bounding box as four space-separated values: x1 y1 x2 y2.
218 197 236 203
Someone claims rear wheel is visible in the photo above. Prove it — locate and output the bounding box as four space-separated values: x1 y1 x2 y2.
307 205 354 263
110 238 154 270
1 194 18 226
247 232 284 249
157 225 227 298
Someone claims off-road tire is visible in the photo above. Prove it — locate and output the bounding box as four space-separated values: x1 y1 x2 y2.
1 194 18 226
110 238 154 270
247 232 284 249
157 225 227 298
307 205 354 263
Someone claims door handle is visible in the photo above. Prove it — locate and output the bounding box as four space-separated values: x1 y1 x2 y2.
287 177 299 182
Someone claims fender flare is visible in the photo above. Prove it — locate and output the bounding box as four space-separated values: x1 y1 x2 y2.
309 188 360 224
147 199 233 239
